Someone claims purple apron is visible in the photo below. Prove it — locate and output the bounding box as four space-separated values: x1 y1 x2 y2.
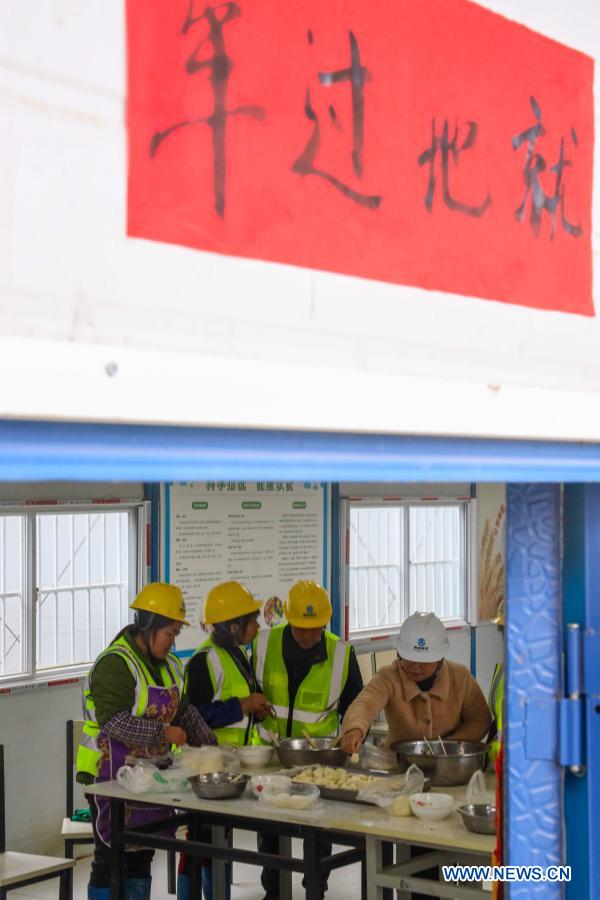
93 681 180 847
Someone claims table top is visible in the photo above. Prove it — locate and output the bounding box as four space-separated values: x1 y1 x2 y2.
0 852 74 887
86 767 496 856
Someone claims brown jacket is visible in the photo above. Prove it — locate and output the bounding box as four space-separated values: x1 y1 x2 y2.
342 659 491 746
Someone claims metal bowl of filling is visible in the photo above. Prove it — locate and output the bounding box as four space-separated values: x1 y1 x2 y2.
188 772 250 800
276 738 349 769
390 740 488 786
458 803 497 834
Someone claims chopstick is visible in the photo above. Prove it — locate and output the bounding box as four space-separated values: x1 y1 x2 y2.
329 733 343 750
422 735 435 756
303 729 319 750
265 729 281 747
438 735 448 757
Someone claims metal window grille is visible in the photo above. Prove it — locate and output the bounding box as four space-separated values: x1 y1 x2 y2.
36 512 132 670
348 503 466 639
0 515 27 676
0 504 142 682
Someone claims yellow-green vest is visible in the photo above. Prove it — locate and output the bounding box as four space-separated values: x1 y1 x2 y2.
76 634 183 779
488 662 504 763
252 624 350 743
185 638 254 747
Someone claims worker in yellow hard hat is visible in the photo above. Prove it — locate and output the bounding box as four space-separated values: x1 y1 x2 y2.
76 583 216 900
184 581 271 746
179 581 271 900
488 600 505 763
253 581 363 900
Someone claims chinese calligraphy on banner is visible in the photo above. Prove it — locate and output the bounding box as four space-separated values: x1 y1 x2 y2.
126 0 594 315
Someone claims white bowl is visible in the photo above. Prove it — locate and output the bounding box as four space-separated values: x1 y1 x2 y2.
236 745 274 767
248 774 292 798
409 792 454 822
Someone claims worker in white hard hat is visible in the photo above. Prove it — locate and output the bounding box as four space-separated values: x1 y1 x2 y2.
340 611 491 753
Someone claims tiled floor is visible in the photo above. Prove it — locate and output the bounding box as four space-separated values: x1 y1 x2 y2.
9 832 362 899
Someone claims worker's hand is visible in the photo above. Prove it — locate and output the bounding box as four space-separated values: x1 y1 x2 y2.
164 725 188 746
241 693 273 719
340 729 363 754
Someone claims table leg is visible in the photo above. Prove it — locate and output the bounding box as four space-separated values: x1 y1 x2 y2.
381 842 393 900
366 835 384 900
394 844 411 900
211 825 227 899
279 834 293 900
189 813 201 899
59 866 73 900
109 799 125 900
303 828 321 900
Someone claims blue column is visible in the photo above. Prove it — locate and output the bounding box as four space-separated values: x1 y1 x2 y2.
506 484 562 897
330 483 341 637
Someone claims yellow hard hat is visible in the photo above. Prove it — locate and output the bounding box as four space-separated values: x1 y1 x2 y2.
493 601 505 627
203 581 262 625
284 581 332 628
130 583 190 625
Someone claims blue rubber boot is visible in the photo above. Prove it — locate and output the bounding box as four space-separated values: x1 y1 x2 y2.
87 887 111 900
125 877 152 899
202 864 231 900
176 873 190 900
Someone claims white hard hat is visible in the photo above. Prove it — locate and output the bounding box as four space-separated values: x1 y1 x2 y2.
396 612 449 662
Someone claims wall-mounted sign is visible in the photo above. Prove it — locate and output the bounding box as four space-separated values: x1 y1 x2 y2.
127 0 594 315
162 481 328 654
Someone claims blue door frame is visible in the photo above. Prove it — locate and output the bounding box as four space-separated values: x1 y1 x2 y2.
2 419 598 895
563 486 600 900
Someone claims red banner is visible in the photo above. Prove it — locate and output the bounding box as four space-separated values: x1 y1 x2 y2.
126 0 594 315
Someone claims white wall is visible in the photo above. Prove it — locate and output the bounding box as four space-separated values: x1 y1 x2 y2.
0 482 144 501
339 483 472 498
1 681 85 854
476 623 504 701
0 3 600 438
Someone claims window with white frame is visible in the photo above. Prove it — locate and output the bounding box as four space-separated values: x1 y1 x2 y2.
347 501 470 640
0 506 143 681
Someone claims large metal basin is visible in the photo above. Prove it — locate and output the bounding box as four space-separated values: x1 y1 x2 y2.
276 738 349 769
390 740 487 786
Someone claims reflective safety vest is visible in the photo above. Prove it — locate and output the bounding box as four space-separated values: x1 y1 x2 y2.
185 638 254 747
252 624 350 743
488 662 504 763
76 635 183 779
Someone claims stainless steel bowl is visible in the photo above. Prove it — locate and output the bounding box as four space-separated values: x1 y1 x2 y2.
390 740 488 786
188 772 250 800
276 738 349 769
458 803 497 834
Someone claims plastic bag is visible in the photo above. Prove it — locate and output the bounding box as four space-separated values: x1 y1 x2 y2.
117 763 191 795
172 745 240 776
466 769 495 806
356 764 425 807
258 783 321 811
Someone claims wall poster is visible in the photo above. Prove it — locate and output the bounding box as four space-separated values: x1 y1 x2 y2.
162 481 329 655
